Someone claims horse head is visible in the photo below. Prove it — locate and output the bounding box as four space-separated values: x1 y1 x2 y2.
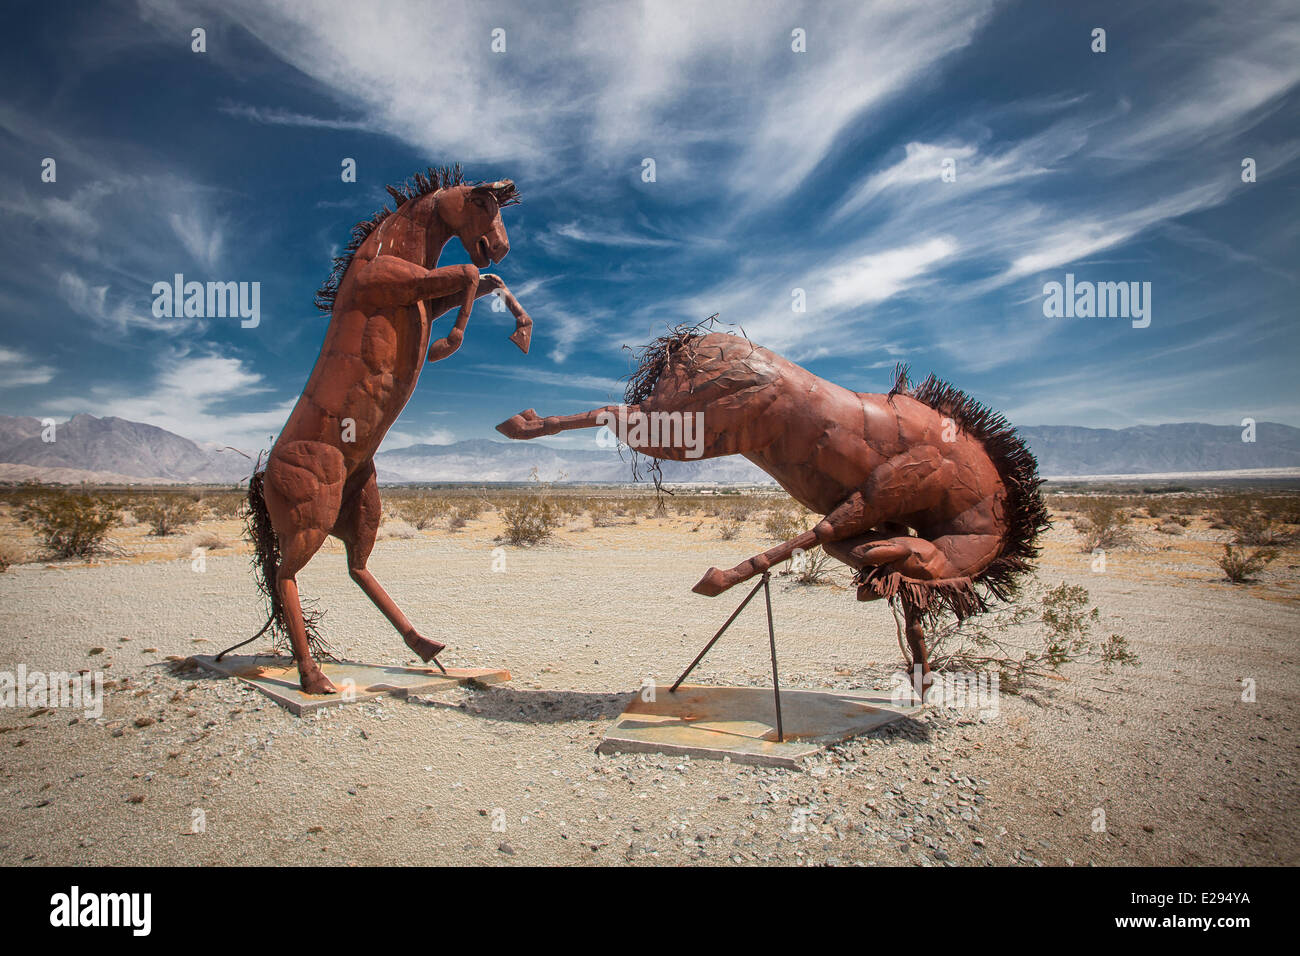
431 180 520 268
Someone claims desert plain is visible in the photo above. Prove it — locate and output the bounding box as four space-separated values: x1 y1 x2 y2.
0 485 1296 866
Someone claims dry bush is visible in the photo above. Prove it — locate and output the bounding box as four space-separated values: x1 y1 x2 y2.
763 502 805 543
500 495 562 545
790 546 835 585
1156 520 1185 535
1207 496 1255 531
716 506 746 540
1218 543 1278 583
551 496 585 521
446 500 484 531
1070 497 1136 552
450 497 485 521
201 493 244 519
1229 510 1288 547
589 500 619 527
190 531 229 550
135 496 201 536
395 497 447 530
673 495 707 517
17 492 119 559
611 497 644 522
0 539 25 571
1261 494 1300 526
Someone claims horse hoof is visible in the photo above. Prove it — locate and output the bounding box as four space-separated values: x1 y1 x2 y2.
300 672 337 695
692 567 728 597
495 410 540 439
509 325 531 354
405 633 446 663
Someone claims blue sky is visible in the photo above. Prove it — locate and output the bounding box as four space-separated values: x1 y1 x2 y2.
1 0 1297 455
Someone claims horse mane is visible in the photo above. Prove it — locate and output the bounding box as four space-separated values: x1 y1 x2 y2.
622 313 728 406
886 363 1052 617
314 165 521 315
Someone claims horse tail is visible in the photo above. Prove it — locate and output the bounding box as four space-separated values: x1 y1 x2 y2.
890 365 1052 616
215 469 280 661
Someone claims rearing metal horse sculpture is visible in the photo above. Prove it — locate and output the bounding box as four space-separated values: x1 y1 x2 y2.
231 166 532 694
498 327 1050 689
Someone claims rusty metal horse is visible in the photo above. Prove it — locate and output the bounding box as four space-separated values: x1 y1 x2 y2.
497 328 1049 690
229 166 532 694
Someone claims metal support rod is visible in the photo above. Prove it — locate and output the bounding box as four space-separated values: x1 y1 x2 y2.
762 573 784 743
670 571 784 744
670 574 767 693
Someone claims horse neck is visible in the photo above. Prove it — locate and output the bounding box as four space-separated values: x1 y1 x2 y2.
375 208 453 268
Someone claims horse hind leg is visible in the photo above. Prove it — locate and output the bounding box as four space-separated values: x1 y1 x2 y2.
902 603 933 700
334 465 445 667
263 441 346 695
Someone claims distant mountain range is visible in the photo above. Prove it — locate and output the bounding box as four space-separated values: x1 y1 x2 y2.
0 413 1297 485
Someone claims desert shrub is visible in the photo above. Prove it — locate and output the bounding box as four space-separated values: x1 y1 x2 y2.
500 496 561 545
395 497 447 530
189 531 228 550
763 502 805 543
1156 520 1185 535
555 496 588 521
1207 496 1255 531
925 582 1138 691
716 507 744 541
1071 497 1136 552
1262 494 1300 526
589 500 619 527
611 497 645 522
673 496 706 517
0 539 25 571
201 492 244 519
789 546 835 585
134 496 201 536
1228 510 1287 547
498 470 563 545
17 492 119 559
1218 543 1278 583
450 497 485 521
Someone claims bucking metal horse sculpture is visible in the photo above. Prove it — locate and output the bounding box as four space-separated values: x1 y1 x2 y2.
497 327 1050 690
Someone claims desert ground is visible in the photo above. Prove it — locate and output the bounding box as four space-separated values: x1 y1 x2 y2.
0 486 1296 866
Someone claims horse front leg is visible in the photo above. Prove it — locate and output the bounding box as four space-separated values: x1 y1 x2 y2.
423 274 532 354
427 270 480 363
496 404 628 440
491 280 533 354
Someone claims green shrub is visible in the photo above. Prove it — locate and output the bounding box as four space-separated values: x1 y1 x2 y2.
135 496 201 536
500 496 561 545
395 497 447 530
1071 497 1135 552
1218 544 1278 583
17 492 119 558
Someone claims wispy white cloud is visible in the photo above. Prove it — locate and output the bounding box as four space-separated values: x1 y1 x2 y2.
218 102 377 132
46 352 291 451
468 362 623 396
0 346 56 388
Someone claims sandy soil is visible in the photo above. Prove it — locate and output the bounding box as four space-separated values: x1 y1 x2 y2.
0 503 1296 866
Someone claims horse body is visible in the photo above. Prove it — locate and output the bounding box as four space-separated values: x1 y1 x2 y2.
241 168 532 694
497 330 1046 687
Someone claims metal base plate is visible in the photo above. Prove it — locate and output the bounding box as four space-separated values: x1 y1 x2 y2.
598 683 920 768
193 654 510 716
